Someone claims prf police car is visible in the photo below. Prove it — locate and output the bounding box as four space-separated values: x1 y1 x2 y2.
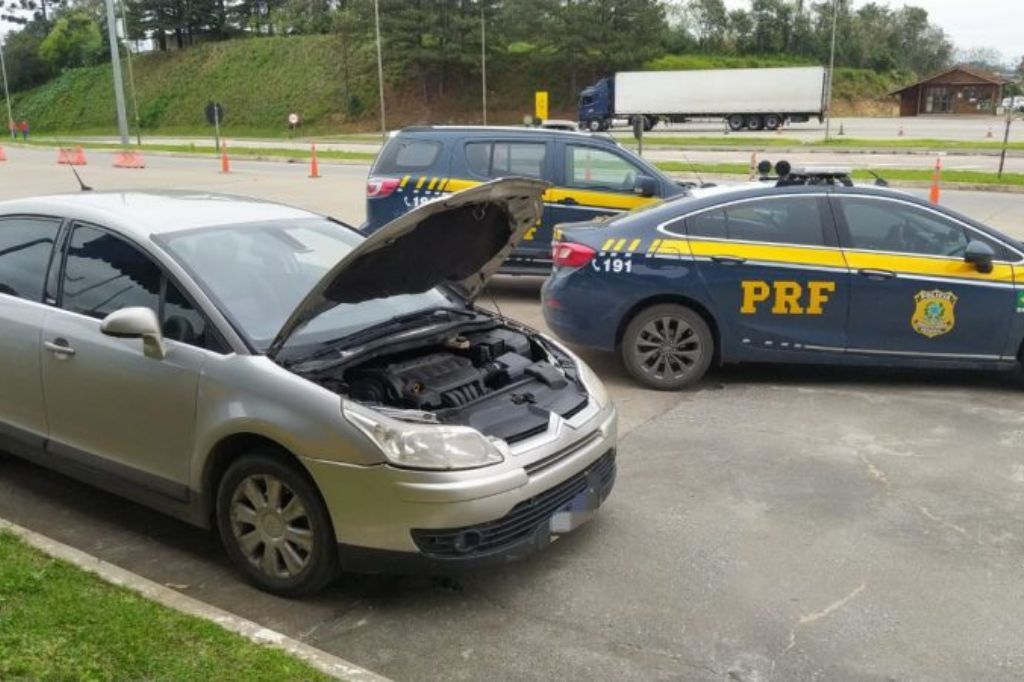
542 166 1024 390
362 126 685 271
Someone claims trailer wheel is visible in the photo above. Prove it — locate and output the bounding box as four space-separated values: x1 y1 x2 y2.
764 114 782 131
587 118 603 132
746 115 764 131
727 114 745 131
643 116 655 131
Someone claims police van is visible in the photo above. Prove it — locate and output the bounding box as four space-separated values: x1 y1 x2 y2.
362 126 686 272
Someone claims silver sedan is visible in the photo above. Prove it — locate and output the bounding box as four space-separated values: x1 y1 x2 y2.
0 179 617 595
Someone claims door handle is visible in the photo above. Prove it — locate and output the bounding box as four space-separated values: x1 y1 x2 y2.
557 197 579 206
857 268 896 280
44 339 76 357
711 255 746 265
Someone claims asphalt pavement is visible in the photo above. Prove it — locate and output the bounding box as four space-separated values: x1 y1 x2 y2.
2 149 1024 680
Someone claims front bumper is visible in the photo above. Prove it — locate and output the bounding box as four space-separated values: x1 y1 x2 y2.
302 398 617 572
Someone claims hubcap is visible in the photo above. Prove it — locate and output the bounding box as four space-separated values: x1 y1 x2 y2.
634 316 702 382
230 474 314 580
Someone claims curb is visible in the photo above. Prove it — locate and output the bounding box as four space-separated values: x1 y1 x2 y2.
0 518 390 682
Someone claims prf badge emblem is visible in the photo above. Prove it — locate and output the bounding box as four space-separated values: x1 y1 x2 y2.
912 289 957 338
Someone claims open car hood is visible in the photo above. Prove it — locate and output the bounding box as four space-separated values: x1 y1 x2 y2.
266 177 548 359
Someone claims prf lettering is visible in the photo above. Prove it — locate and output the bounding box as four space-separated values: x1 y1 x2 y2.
740 280 836 315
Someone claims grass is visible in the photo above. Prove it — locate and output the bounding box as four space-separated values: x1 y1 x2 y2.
0 531 333 681
616 135 1024 153
23 138 377 162
654 161 1024 187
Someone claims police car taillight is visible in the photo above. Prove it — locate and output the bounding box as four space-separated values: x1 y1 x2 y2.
367 176 400 198
552 242 596 268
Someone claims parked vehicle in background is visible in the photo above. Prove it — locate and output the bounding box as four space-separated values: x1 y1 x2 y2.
578 67 828 132
363 126 688 272
538 119 580 131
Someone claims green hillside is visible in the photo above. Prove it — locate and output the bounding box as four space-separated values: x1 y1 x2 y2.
6 35 902 137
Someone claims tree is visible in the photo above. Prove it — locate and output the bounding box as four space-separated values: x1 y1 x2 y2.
38 8 103 71
1 18 55 91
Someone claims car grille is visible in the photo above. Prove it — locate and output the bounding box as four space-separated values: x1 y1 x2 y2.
523 431 603 476
411 450 616 558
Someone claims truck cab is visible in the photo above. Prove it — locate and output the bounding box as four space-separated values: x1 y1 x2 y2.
363 126 686 272
578 78 614 132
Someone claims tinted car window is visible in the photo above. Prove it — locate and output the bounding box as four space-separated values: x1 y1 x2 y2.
565 145 641 192
465 142 546 179
62 226 161 319
164 280 211 347
372 138 442 174
838 197 996 258
0 216 61 301
688 197 825 246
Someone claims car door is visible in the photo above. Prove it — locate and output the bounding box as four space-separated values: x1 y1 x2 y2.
834 195 1017 359
548 142 660 233
0 215 63 457
682 194 851 354
40 223 211 501
459 138 553 261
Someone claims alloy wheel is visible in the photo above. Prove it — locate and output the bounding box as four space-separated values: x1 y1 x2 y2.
634 315 702 382
229 474 315 580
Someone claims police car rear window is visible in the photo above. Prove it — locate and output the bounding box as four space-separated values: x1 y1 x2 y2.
373 139 442 173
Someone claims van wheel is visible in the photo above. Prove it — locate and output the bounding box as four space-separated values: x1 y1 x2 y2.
587 118 603 132
727 114 745 131
764 114 782 130
621 304 713 390
216 449 338 597
746 115 764 131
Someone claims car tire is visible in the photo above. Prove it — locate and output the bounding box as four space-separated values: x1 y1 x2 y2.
587 118 603 132
727 114 745 131
746 114 764 131
643 115 655 131
216 449 339 597
621 304 713 390
764 114 782 130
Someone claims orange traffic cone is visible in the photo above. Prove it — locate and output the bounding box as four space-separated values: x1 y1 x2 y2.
929 155 942 204
309 143 320 178
57 148 71 164
71 146 87 165
113 150 145 168
220 142 230 173
58 147 86 165
0 146 6 162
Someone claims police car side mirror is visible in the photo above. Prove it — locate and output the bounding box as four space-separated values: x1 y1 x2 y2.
964 240 995 273
633 175 658 197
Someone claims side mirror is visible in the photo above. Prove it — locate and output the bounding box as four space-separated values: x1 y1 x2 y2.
964 240 995 274
101 307 166 360
633 174 658 197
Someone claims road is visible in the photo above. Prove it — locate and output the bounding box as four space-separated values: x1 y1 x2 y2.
2 150 1024 680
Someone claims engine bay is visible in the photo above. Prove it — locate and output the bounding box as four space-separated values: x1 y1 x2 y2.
308 325 589 442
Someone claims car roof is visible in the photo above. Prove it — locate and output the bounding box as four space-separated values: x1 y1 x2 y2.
395 125 618 145
0 191 319 239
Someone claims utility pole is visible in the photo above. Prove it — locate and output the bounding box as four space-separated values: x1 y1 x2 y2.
118 0 143 145
481 4 487 125
0 23 14 140
104 0 130 144
373 0 386 142
824 0 838 141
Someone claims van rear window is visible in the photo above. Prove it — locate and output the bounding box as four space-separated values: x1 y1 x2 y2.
372 138 443 173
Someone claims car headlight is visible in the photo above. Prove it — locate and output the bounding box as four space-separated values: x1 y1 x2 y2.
575 356 610 409
343 402 504 470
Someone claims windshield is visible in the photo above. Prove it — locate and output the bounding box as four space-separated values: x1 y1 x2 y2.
161 218 452 352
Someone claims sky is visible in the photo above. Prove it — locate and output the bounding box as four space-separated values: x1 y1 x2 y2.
722 0 1022 65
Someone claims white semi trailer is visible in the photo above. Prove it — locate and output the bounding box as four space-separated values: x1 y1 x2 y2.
577 66 828 132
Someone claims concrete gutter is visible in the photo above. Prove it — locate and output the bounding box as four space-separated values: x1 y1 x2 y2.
0 518 390 682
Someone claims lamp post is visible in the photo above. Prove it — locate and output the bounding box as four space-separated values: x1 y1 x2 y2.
103 0 130 144
0 22 15 140
824 0 838 141
481 4 487 125
373 0 386 141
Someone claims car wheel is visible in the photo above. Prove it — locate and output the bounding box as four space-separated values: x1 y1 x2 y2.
764 114 782 130
746 114 764 131
587 118 603 132
216 449 338 597
727 114 745 131
621 304 713 390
